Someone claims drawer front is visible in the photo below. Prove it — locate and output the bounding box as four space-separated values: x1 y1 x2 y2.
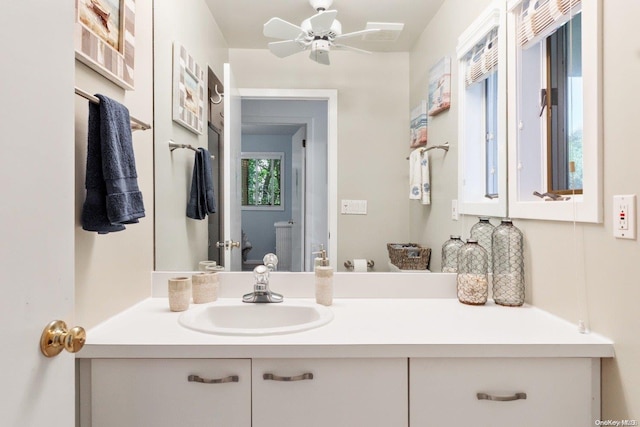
91 359 251 427
253 358 408 427
410 358 599 427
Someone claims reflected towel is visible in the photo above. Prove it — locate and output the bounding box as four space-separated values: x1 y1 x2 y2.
409 148 431 205
187 148 216 219
81 94 145 233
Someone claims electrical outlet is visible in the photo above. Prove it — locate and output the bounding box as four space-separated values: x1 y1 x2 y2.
613 195 636 239
451 199 459 221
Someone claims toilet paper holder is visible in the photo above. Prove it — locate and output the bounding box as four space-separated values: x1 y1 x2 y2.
344 259 375 270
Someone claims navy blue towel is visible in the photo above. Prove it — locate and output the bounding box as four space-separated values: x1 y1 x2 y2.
81 94 145 233
187 148 216 220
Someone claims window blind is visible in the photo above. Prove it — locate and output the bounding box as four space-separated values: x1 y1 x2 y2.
518 0 582 48
464 28 498 87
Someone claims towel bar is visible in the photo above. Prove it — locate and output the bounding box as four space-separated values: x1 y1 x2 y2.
405 142 449 159
75 87 151 131
169 141 215 159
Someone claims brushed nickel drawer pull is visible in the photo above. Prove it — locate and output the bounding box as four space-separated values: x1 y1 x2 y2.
477 392 527 402
263 372 314 382
188 374 239 384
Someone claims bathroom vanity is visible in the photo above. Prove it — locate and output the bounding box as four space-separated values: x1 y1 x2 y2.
77 272 613 427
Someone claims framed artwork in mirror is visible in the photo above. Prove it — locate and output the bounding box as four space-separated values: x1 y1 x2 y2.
172 42 205 135
75 0 135 90
428 56 451 116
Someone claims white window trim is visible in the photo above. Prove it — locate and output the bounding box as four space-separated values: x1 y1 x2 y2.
506 0 603 223
457 2 508 218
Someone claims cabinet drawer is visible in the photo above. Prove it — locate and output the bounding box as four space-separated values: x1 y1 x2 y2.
410 358 599 427
90 359 251 427
253 358 408 427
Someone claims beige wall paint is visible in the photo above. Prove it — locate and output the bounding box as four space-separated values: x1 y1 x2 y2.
75 0 154 329
411 0 640 418
154 0 229 270
229 49 411 271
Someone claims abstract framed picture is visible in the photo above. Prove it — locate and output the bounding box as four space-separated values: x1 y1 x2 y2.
75 0 135 90
428 56 451 116
172 42 205 135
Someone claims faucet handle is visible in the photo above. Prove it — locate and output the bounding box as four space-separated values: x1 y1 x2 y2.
253 264 270 284
263 253 278 271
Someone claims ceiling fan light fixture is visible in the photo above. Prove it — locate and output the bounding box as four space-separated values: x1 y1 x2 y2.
309 0 333 11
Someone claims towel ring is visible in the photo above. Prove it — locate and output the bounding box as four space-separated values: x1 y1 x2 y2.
210 84 224 105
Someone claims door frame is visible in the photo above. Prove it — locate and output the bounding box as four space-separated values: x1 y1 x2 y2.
238 89 338 268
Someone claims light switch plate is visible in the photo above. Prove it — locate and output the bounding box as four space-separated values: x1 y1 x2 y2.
341 199 368 215
613 194 636 239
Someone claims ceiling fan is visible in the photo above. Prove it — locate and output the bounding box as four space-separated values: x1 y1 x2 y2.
263 0 394 65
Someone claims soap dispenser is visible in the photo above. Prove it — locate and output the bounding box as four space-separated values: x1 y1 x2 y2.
313 247 333 306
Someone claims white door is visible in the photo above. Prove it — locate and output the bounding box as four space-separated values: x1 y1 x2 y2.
0 1 76 425
223 63 242 271
290 126 306 271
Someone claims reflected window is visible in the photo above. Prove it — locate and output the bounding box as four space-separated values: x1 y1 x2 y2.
241 152 284 210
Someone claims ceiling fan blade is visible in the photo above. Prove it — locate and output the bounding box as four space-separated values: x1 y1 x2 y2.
264 17 305 40
334 28 380 40
332 43 372 54
309 10 338 35
310 49 330 65
268 40 307 58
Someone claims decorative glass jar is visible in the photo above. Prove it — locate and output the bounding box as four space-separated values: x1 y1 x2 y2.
456 239 489 305
470 217 495 272
491 219 525 306
441 235 464 273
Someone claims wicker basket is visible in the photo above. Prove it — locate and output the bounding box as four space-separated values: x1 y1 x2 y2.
387 243 431 270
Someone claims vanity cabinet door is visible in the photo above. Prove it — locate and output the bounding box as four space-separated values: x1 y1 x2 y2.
90 359 251 427
253 358 408 427
410 357 599 427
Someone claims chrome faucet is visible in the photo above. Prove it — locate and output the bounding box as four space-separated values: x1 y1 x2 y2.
242 253 283 303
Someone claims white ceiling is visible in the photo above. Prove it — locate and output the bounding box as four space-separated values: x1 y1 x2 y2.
204 0 446 52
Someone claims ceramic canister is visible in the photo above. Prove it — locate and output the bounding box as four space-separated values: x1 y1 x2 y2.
168 277 192 311
191 272 219 304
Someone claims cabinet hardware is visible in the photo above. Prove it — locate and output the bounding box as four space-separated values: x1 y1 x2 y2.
188 374 239 384
477 392 527 402
263 372 314 382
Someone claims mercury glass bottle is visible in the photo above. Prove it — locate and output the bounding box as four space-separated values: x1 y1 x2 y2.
441 235 464 273
456 239 488 305
491 219 525 306
470 217 495 272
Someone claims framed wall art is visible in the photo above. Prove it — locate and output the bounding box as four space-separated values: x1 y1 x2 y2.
172 42 205 135
75 0 135 90
410 100 428 148
428 56 451 116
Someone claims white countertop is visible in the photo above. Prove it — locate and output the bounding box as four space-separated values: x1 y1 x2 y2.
80 295 614 359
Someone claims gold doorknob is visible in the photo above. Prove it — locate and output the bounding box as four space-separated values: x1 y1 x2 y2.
40 320 86 358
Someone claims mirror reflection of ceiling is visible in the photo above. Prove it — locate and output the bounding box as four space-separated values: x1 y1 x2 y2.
243 124 302 136
203 0 446 52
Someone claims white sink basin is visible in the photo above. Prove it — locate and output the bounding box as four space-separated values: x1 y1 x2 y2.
178 300 334 336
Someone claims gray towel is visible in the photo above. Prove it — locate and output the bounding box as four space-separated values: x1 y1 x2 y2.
187 148 216 219
81 94 145 233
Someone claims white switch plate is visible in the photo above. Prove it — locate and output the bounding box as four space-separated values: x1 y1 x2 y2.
613 194 636 239
451 199 459 220
341 199 368 215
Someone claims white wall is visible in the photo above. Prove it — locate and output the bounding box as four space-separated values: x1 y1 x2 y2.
74 0 155 329
154 0 229 271
411 0 640 418
230 49 411 271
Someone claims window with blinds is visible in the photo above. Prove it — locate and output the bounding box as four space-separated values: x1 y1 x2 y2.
506 0 602 223
456 4 507 218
